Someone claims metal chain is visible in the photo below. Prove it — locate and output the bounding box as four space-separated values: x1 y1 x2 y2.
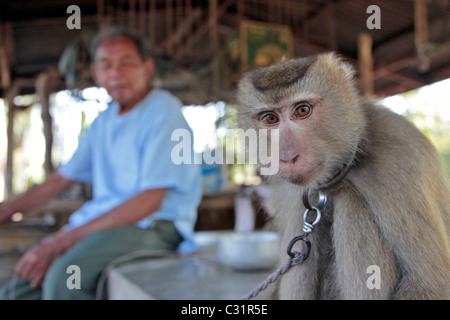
287 189 326 257
241 189 327 300
242 155 356 300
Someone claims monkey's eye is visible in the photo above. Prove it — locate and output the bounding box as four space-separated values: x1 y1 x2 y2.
261 113 279 125
293 103 312 119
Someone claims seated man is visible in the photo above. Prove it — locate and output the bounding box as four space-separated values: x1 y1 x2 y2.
0 27 201 300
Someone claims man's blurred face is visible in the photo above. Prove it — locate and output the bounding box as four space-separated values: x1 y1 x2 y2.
92 36 154 112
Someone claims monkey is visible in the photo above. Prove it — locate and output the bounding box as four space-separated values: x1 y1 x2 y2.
236 52 450 299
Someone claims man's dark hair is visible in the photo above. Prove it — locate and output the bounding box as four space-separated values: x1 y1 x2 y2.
90 26 152 61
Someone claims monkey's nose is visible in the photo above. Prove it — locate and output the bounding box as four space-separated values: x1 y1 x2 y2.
280 155 299 163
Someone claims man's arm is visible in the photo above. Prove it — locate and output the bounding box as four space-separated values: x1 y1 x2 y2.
14 187 167 287
69 187 167 240
0 171 74 224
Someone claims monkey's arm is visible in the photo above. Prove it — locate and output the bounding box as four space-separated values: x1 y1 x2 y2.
353 110 450 299
361 181 450 299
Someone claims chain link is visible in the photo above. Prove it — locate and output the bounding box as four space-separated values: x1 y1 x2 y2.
286 189 326 258
242 154 356 299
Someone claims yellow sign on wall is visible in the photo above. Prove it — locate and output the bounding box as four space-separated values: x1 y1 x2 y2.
239 20 293 71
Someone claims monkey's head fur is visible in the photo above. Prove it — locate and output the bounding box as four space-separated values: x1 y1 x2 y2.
236 52 367 187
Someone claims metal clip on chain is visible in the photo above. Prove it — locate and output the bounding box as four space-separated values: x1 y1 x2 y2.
242 157 354 299
286 189 327 258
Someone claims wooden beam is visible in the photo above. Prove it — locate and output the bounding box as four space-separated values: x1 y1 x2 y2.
373 30 415 68
162 8 202 51
358 33 374 97
175 25 211 60
428 64 450 84
374 58 413 80
217 0 238 19
381 72 425 89
376 83 410 98
174 0 237 60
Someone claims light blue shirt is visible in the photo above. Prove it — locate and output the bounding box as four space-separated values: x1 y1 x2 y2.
59 89 202 253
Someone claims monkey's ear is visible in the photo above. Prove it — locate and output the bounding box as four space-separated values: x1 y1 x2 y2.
320 52 356 82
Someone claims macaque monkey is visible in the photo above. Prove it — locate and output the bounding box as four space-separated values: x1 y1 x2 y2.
236 53 450 299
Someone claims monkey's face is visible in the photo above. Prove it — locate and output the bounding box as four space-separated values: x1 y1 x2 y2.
251 94 327 185
236 53 366 187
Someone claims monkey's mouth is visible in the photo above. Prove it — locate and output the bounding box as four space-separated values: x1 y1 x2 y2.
278 158 324 185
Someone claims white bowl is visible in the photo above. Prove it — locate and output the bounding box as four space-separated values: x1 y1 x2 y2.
216 231 280 270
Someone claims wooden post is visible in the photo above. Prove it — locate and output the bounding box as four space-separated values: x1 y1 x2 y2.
0 96 6 201
139 0 146 36
186 0 192 56
129 0 136 31
149 0 156 49
275 1 282 24
96 0 105 31
166 0 173 52
0 46 10 90
5 94 16 199
358 32 374 97
5 87 17 199
1 21 13 199
325 0 337 50
36 69 59 178
209 0 219 100
301 0 309 43
414 0 430 72
238 0 245 73
0 22 11 91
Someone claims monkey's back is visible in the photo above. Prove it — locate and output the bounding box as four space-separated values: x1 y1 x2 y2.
239 52 450 299
356 102 450 238
268 102 450 299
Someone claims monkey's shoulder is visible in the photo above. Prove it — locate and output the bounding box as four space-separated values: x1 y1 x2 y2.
361 104 439 165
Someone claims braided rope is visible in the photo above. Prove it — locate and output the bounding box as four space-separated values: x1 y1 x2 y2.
241 251 307 300
241 151 357 300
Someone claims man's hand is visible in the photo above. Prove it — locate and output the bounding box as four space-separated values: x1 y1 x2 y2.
14 229 79 288
12 186 166 288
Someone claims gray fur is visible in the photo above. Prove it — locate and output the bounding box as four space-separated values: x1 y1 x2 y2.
236 53 450 299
